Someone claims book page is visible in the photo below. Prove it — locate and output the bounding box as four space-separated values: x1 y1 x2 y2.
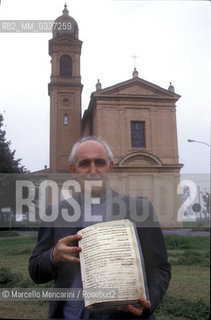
78 219 146 307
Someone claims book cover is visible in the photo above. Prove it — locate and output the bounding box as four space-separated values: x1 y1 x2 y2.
78 219 149 310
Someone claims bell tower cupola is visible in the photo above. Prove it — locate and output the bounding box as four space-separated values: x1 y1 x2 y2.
48 3 83 173
53 3 79 39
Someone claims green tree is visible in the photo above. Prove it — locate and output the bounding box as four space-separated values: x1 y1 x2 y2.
0 113 26 173
0 113 27 227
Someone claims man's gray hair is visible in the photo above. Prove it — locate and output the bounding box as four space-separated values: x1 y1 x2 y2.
69 136 113 165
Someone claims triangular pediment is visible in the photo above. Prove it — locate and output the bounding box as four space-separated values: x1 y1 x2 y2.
92 77 180 100
114 84 164 97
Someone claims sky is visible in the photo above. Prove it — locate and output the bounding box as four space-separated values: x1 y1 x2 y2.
0 0 210 175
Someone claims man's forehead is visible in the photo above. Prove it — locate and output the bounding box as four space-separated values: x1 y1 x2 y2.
75 141 108 158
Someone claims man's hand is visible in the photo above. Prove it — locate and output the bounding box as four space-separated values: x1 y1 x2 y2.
52 234 82 263
118 297 151 316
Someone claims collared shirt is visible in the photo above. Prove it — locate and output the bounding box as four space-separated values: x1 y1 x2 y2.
63 193 109 319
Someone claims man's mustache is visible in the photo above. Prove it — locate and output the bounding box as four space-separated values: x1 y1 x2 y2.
84 174 103 181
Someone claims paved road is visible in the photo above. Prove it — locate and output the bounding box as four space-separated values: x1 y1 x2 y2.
163 228 210 237
0 231 38 241
19 229 209 237
18 229 210 237
0 229 209 240
18 231 38 236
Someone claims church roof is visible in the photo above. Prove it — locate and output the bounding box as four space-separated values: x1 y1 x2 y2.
82 75 181 126
91 76 181 101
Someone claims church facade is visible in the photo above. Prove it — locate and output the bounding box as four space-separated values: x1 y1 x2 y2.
48 5 183 225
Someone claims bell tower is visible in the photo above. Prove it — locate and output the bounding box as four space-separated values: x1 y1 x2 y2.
48 4 83 173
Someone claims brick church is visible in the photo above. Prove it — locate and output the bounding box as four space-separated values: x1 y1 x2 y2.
47 4 183 224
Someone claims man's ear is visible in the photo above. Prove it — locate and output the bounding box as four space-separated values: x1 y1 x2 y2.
69 164 76 173
109 161 114 172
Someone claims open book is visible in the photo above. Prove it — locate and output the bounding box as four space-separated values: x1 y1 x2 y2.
78 219 149 311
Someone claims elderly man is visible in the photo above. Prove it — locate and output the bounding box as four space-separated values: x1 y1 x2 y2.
29 136 170 319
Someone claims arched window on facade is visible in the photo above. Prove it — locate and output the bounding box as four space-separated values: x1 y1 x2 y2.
60 55 72 78
64 114 68 126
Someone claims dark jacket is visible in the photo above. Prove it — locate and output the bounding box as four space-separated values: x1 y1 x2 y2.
29 192 171 319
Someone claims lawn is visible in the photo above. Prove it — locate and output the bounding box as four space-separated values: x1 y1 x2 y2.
0 234 210 319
